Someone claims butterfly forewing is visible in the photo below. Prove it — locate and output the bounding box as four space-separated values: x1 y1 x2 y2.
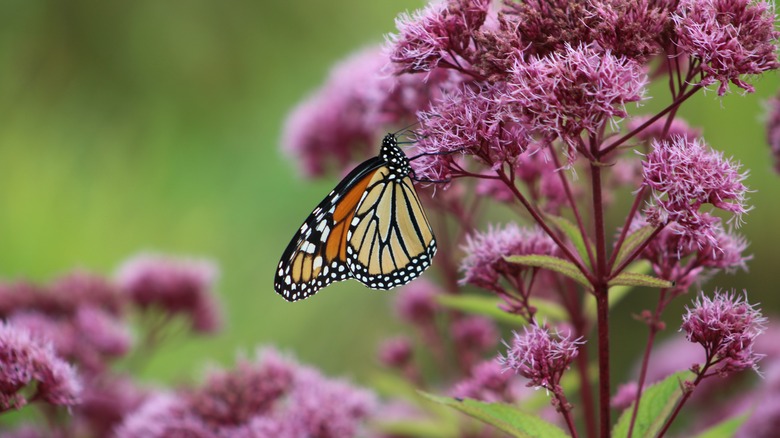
274 158 383 302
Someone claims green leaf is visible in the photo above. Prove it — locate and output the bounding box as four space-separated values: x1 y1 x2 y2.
505 255 591 290
546 215 592 269
437 294 568 326
584 261 652 320
373 419 458 438
614 225 656 267
691 414 748 438
612 371 693 438
608 272 672 289
421 393 570 438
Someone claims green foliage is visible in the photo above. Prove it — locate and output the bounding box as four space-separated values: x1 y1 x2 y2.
505 255 591 290
612 371 694 438
608 272 673 289
545 214 593 269
692 414 749 438
613 225 656 268
437 294 568 325
421 393 570 438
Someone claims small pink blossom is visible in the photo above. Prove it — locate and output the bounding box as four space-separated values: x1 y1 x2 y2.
115 348 376 438
413 83 528 182
387 0 489 74
0 322 81 411
681 290 766 375
461 223 558 291
116 253 222 334
499 325 582 391
452 316 498 354
508 43 647 158
378 336 413 369
642 137 749 246
394 279 441 326
673 0 780 95
765 92 780 173
451 359 515 402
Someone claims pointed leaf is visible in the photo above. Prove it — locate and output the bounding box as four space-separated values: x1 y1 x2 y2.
609 272 672 289
437 294 568 326
546 214 592 269
421 393 570 438
505 255 591 290
612 371 693 438
614 224 655 267
374 419 458 438
692 414 748 438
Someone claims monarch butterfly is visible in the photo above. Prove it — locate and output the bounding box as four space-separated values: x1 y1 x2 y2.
274 133 437 302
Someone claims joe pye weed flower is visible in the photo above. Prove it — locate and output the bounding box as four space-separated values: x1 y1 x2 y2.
2 0 780 437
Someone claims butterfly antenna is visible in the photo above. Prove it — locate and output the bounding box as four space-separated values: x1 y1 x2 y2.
408 147 468 162
391 120 422 138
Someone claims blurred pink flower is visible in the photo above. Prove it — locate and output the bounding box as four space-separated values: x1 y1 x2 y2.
0 322 81 411
116 253 222 333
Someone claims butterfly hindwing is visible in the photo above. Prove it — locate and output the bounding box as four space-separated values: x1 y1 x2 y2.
346 172 437 290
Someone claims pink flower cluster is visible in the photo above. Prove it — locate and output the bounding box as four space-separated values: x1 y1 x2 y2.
682 290 766 375
0 322 80 411
642 137 749 248
500 325 582 392
115 348 376 438
674 0 780 95
116 253 222 333
461 223 558 292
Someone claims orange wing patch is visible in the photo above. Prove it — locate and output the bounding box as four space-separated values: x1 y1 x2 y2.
324 169 378 263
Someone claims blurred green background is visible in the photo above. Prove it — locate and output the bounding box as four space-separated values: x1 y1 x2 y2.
0 0 777 387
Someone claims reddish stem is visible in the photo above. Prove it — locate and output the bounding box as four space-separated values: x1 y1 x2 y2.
590 162 611 438
496 168 596 284
657 362 712 437
599 85 702 157
607 186 648 272
626 289 668 438
549 144 597 269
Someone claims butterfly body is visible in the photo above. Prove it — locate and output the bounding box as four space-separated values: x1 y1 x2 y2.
275 134 436 302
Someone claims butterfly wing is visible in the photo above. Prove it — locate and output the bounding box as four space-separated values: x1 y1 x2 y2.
346 171 437 289
274 157 383 302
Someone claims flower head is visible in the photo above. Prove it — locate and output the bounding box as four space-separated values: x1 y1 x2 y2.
766 92 780 173
115 348 376 438
461 223 558 291
378 336 413 369
681 290 766 375
387 0 489 74
0 322 81 411
673 0 780 95
452 316 498 354
591 0 674 62
642 137 750 245
508 43 647 158
413 83 528 182
499 325 582 390
116 253 222 333
451 358 516 402
395 279 441 326
282 48 388 177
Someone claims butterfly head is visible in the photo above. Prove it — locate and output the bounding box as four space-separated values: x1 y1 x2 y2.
380 133 411 179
